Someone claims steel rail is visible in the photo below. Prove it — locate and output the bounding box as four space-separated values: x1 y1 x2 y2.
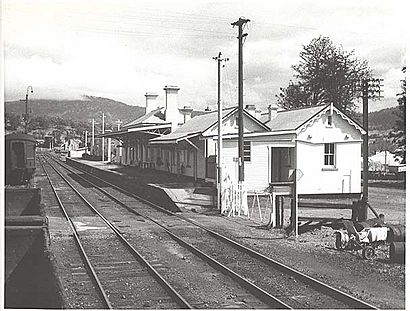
50 154 378 310
38 157 113 309
46 155 291 308
41 156 193 310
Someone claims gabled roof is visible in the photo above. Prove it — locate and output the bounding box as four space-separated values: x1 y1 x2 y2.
265 104 365 134
150 108 236 143
123 107 168 128
265 105 328 131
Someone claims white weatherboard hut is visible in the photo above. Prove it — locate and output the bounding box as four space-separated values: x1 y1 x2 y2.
216 104 366 197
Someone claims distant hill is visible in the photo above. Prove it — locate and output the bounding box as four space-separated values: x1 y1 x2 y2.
5 95 145 125
5 96 400 132
368 106 400 131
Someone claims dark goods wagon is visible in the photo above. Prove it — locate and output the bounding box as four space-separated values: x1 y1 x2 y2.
5 133 37 185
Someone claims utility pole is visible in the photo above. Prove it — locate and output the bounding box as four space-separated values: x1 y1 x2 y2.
231 17 250 183
115 119 123 162
101 113 105 162
21 86 33 134
362 79 369 216
213 52 229 211
360 78 383 221
92 119 95 154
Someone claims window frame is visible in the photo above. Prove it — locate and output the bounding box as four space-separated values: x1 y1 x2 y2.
323 143 336 167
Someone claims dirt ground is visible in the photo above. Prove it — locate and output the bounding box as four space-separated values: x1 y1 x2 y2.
194 184 406 309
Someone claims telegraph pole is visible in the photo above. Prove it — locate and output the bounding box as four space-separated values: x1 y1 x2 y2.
92 119 95 153
21 86 33 134
213 52 229 211
101 113 105 162
362 79 369 214
360 78 383 221
231 17 250 182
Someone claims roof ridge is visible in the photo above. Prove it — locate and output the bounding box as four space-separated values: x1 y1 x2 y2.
278 104 328 113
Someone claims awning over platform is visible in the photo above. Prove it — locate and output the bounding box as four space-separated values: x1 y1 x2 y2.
97 123 171 139
149 132 201 145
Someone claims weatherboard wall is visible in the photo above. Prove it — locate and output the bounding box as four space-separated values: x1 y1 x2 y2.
295 110 363 194
295 141 361 194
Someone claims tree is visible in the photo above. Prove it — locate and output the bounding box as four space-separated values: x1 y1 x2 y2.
277 36 372 112
5 112 22 131
392 67 406 163
275 81 311 110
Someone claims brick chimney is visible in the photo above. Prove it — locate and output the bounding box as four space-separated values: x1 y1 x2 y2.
145 92 158 114
268 104 278 121
164 85 180 130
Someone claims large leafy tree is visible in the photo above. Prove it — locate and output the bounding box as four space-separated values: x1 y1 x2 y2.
392 67 406 163
277 36 372 112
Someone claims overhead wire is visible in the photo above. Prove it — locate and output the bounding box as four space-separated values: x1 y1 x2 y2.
5 2 393 42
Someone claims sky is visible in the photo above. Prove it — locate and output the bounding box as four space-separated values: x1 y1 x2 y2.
2 0 407 112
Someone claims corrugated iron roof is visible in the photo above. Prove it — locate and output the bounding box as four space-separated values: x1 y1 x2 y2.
150 108 236 142
123 107 167 128
265 105 328 131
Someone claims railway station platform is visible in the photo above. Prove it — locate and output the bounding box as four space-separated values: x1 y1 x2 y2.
65 158 216 213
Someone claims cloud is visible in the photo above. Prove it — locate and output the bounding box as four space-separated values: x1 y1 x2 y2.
3 0 406 113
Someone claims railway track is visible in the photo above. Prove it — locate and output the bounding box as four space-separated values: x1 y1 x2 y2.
39 155 288 309
43 153 378 309
38 156 191 309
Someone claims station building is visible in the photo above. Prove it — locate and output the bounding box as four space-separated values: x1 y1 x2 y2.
100 85 365 197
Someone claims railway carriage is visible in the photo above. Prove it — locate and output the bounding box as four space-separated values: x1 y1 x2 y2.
5 133 37 185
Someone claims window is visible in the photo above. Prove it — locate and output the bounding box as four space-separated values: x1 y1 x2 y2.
244 141 251 162
324 143 335 166
12 142 25 168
